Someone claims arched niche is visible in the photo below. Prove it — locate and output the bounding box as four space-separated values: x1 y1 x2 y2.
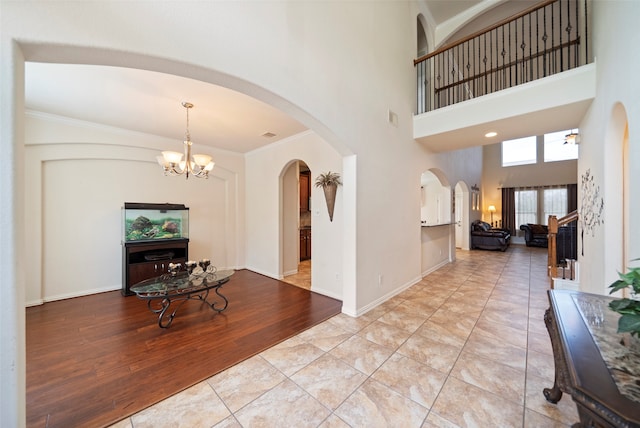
420 169 452 226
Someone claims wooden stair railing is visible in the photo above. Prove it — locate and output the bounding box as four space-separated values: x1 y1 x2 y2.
548 210 579 287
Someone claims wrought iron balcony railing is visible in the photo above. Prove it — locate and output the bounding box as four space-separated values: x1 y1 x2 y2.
415 0 591 114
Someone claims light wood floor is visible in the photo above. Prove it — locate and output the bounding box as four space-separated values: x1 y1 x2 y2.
26 269 341 428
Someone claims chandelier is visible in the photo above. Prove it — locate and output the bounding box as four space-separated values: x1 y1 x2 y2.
157 101 215 179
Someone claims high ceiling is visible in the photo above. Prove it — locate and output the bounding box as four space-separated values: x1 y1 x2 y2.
425 0 483 26
24 1 496 154
25 63 308 154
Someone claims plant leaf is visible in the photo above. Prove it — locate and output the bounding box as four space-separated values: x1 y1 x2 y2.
616 314 640 336
314 172 342 188
609 299 640 314
609 261 640 295
609 279 630 294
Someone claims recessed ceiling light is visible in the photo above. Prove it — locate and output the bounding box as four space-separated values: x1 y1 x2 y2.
262 132 276 138
485 131 498 138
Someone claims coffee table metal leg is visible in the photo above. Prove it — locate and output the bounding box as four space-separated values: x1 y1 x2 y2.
194 286 228 312
147 297 188 328
158 298 177 328
142 285 229 328
210 286 228 312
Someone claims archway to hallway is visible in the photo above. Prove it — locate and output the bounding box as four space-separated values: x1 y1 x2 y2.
12 45 353 425
280 160 312 290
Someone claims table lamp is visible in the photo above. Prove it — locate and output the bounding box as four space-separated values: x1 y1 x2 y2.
488 205 496 226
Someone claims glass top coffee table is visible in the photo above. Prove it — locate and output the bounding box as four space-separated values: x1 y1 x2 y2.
131 268 234 328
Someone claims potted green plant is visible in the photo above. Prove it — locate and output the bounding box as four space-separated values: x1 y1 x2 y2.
315 171 342 222
608 259 640 338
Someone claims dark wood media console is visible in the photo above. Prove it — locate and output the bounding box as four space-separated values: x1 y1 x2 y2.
122 239 189 296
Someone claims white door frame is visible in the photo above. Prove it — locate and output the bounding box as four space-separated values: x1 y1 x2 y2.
455 181 471 250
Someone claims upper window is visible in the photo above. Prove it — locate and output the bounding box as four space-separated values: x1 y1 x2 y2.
544 129 579 162
502 136 537 167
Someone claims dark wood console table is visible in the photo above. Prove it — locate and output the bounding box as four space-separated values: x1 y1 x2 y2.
544 290 640 427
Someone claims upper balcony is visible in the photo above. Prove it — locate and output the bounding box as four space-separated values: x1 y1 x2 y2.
414 0 595 152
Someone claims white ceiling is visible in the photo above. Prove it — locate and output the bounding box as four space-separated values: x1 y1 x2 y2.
25 62 308 154
425 0 483 25
23 1 508 154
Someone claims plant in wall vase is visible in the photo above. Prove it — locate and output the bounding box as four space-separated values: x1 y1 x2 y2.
608 259 640 338
315 171 342 222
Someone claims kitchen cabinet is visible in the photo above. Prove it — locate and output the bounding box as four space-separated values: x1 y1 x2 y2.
300 171 310 212
300 228 311 260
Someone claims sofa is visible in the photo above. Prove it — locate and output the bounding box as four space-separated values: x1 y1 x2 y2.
520 223 549 247
471 220 511 251
520 223 578 264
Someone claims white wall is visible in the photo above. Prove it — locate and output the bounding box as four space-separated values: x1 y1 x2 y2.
246 131 345 301
24 112 245 305
577 0 640 295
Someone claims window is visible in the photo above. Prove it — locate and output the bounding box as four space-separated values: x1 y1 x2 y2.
502 136 537 167
515 190 537 227
544 129 579 162
515 187 569 226
543 188 568 224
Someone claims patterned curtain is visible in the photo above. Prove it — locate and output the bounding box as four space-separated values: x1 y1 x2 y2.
501 187 516 235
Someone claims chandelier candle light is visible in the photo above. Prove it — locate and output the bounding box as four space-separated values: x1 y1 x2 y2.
157 101 215 179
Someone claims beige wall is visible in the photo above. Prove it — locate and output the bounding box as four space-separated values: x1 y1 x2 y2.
24 112 246 305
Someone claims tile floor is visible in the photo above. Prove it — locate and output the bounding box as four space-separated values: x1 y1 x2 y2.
110 246 579 427
282 259 312 290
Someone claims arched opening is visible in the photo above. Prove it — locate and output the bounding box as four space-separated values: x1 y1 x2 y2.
420 168 452 226
420 168 454 275
280 160 312 290
6 44 356 425
416 14 430 114
603 103 629 295
417 15 429 58
623 123 630 277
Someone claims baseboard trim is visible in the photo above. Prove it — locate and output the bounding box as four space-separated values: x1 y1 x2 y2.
349 274 423 318
421 259 450 278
